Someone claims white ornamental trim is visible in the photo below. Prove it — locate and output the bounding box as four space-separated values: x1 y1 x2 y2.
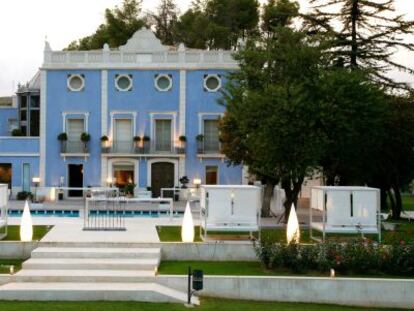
115 74 133 92
154 74 173 92
67 74 85 92
203 74 222 92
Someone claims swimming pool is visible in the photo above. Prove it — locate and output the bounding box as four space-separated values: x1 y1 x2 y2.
7 210 184 218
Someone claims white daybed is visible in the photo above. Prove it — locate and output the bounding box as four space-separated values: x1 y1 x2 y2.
310 186 381 242
200 185 261 240
0 184 8 240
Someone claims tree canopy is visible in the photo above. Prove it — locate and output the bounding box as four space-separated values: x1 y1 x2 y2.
307 0 414 88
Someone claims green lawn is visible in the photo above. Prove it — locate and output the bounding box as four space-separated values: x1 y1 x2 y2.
402 195 414 211
158 221 414 244
0 259 24 274
0 299 400 311
2 225 52 241
158 260 328 277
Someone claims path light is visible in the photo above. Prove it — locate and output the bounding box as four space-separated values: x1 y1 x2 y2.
330 268 336 278
181 201 194 242
20 200 33 242
286 204 300 244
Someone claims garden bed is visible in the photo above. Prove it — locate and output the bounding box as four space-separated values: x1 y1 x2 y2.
0 259 24 274
2 225 52 241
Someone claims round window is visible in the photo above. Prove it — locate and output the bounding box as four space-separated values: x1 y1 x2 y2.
155 74 172 91
115 75 133 91
67 74 84 91
204 75 221 92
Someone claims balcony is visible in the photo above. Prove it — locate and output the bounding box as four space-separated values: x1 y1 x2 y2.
197 140 224 160
60 141 89 155
102 140 185 156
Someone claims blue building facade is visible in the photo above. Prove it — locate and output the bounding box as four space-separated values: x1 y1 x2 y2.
0 29 244 198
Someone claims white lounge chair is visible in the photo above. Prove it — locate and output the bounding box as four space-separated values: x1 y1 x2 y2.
310 186 381 242
0 184 8 240
200 185 261 240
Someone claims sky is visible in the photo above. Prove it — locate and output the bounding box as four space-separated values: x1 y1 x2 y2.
0 0 413 96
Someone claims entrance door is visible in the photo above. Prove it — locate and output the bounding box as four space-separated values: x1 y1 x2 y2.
0 164 12 189
151 162 174 198
68 164 83 197
114 119 133 153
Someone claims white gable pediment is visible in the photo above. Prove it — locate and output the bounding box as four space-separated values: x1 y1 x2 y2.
119 28 169 53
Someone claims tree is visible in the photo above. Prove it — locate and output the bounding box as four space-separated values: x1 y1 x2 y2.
205 0 260 49
220 27 328 218
148 0 179 46
317 69 387 186
262 0 299 35
66 0 147 50
174 0 259 50
371 95 414 219
307 0 414 88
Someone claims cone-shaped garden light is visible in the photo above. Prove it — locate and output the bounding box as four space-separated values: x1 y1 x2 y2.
20 200 33 242
286 204 300 244
181 201 194 242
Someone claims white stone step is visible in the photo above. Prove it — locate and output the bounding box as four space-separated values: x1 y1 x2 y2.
13 269 156 283
0 282 199 304
22 258 159 271
31 247 160 259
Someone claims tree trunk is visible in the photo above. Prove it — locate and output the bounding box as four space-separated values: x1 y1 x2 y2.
281 176 304 223
391 184 402 220
261 181 275 217
380 186 388 212
350 0 358 69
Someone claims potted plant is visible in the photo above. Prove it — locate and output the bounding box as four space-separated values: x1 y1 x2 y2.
57 132 68 153
196 134 204 154
101 135 109 152
80 132 91 153
133 136 141 151
124 183 136 197
179 176 189 189
142 136 150 153
11 128 24 136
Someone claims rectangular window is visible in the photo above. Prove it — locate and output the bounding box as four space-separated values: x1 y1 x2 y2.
30 110 40 136
203 119 220 153
20 96 27 108
205 166 218 185
66 118 85 153
30 96 40 108
114 119 133 153
155 119 172 152
22 163 30 192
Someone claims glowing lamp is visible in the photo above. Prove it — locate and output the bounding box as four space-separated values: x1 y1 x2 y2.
106 177 113 185
181 201 195 242
193 178 201 188
32 177 40 184
20 200 33 242
330 268 336 278
286 204 300 244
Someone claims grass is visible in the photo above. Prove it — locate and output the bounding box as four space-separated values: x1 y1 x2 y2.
0 299 401 311
157 221 414 244
402 194 414 211
2 225 52 241
0 259 24 274
158 260 328 277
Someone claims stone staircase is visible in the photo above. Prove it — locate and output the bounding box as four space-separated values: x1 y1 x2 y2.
0 244 196 303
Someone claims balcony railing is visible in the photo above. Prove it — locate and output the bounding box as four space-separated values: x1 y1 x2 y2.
197 141 221 154
61 141 88 154
102 140 185 155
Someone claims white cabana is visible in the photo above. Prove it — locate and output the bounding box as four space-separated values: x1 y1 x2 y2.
0 184 8 240
310 186 381 242
200 185 261 240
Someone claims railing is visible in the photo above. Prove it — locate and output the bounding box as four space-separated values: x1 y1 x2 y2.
0 184 8 240
102 140 185 154
197 141 221 154
84 197 175 230
61 141 88 154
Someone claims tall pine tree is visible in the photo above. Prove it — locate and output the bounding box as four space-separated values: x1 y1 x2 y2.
148 0 179 46
307 0 414 88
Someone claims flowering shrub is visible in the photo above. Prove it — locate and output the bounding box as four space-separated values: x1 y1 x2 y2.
255 234 414 276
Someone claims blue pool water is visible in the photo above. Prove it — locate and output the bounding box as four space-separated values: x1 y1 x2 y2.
8 210 184 218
